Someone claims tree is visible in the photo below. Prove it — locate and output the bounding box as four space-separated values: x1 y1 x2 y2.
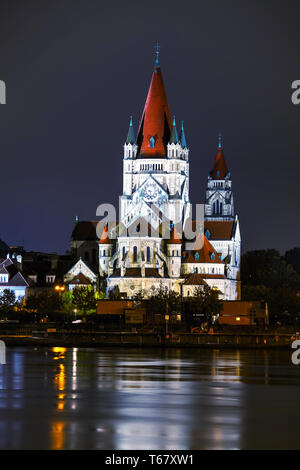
147 283 181 317
61 290 74 315
108 285 121 300
285 247 300 276
187 285 222 318
241 250 300 290
72 287 97 315
0 289 16 318
25 291 63 319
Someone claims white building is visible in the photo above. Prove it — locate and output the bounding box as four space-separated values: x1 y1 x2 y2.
99 54 241 300
0 257 29 300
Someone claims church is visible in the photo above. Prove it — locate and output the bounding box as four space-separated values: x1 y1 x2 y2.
97 52 241 300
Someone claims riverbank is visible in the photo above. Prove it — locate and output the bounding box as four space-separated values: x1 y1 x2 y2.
0 330 297 349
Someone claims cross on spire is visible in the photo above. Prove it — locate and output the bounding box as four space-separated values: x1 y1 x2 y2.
154 41 160 67
218 132 222 149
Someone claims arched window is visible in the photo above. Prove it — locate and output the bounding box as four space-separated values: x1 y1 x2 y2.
150 137 155 148
194 252 200 261
211 252 215 261
122 246 126 258
220 202 223 214
147 246 150 262
133 246 137 262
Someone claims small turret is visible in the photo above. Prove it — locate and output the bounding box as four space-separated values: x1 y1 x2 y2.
180 121 187 148
99 224 113 276
169 116 179 144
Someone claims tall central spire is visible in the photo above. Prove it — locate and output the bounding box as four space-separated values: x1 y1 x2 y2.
136 48 172 158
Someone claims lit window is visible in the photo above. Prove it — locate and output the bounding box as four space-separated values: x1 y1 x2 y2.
150 137 155 148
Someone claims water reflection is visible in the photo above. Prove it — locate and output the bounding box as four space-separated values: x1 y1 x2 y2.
0 347 299 449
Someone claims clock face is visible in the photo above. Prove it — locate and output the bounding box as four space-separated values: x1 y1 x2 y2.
142 184 158 201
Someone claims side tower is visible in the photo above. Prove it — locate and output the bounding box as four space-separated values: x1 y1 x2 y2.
205 134 234 220
204 135 241 300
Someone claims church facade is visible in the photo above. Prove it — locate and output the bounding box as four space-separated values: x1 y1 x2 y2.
98 54 241 300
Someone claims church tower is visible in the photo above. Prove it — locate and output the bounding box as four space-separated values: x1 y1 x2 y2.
205 134 234 220
120 51 190 231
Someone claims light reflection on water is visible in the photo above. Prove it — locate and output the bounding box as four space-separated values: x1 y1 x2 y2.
0 347 299 449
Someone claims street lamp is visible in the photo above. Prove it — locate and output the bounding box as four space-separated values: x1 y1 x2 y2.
74 309 77 322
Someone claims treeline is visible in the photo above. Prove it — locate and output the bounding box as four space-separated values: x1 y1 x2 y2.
0 287 106 323
241 248 300 324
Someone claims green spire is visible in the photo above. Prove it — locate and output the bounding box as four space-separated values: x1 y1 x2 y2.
169 115 179 144
126 116 135 144
180 120 187 148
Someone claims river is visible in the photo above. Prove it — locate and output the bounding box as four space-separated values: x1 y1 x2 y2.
0 346 299 449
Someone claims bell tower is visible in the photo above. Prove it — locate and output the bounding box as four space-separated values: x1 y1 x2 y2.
205 134 234 221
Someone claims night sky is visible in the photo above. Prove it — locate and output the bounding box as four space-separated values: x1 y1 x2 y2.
0 0 299 255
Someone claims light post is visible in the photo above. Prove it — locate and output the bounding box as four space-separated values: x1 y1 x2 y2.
165 314 169 338
74 309 77 322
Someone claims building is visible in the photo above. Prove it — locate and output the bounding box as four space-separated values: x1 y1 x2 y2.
0 256 29 300
64 258 97 291
97 52 241 300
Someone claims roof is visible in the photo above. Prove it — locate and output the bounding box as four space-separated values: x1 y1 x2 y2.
204 220 235 240
179 121 187 148
210 143 229 180
126 116 135 144
136 63 172 158
183 235 223 264
169 116 179 144
183 273 207 285
0 258 29 287
99 224 112 244
67 273 93 286
71 221 98 241
167 225 182 244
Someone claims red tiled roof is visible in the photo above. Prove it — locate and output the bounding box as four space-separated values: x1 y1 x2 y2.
183 235 222 264
204 220 234 240
167 225 182 244
210 147 228 179
136 65 172 158
99 224 112 244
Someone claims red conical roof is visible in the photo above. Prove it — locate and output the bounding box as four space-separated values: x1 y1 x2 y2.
210 138 229 179
136 64 172 158
167 225 182 244
99 224 112 244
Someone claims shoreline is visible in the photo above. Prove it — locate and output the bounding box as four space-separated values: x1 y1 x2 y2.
0 331 295 349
